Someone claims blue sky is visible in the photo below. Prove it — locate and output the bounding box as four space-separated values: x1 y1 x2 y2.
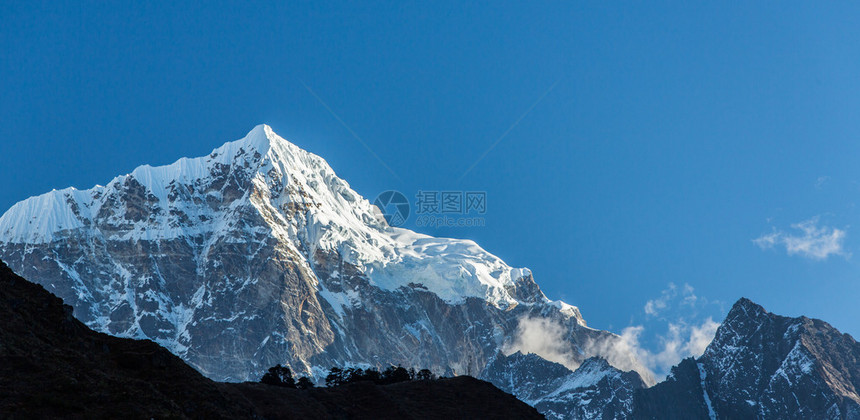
3 2 860 370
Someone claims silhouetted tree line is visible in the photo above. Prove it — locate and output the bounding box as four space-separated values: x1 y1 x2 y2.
260 364 437 388
260 364 315 389
326 365 437 386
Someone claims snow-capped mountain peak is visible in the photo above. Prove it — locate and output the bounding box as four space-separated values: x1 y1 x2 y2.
0 124 279 244
0 125 550 309
0 125 611 383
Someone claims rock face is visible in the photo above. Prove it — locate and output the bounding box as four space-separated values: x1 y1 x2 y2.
0 257 257 418
479 299 860 420
0 125 634 383
632 358 713 419
0 259 544 419
634 298 860 420
483 351 647 420
5 125 858 419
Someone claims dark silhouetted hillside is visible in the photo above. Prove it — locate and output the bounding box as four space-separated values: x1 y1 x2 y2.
0 260 543 419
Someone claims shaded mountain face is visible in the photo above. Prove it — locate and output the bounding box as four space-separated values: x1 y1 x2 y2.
479 299 860 420
634 298 860 420
0 258 253 418
0 125 638 382
0 260 544 419
483 351 646 420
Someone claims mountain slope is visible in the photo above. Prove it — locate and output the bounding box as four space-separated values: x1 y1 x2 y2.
0 125 639 382
634 298 860 419
0 258 253 418
0 259 545 419
483 351 646 420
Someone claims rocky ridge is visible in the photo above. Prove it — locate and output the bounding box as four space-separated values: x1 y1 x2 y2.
634 298 860 419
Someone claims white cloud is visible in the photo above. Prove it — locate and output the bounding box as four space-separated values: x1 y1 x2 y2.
507 284 722 385
504 316 657 385
681 284 698 305
585 283 722 382
754 217 848 260
652 318 720 372
644 282 698 317
644 286 671 316
686 318 721 356
503 316 580 371
584 317 720 382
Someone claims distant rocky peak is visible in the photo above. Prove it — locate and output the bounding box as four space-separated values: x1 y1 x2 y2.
637 298 860 419
575 356 613 375
725 297 768 324
481 350 649 420
701 297 774 359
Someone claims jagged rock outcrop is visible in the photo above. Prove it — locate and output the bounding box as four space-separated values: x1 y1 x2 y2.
481 298 860 420
634 298 860 419
632 357 713 419
483 351 646 419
